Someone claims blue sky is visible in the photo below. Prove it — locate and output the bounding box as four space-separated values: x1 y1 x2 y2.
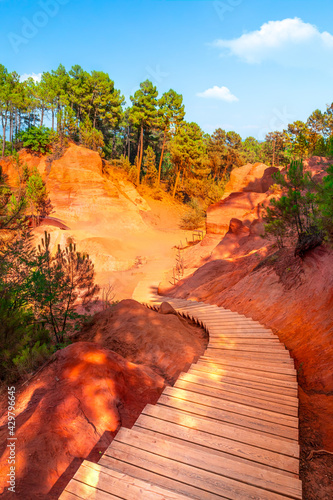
1 0 332 139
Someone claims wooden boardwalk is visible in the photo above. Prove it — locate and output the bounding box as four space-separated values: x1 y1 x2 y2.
60 280 302 499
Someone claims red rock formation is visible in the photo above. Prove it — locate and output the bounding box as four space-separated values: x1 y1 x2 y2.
206 191 268 234
0 144 150 229
223 162 279 196
206 162 279 235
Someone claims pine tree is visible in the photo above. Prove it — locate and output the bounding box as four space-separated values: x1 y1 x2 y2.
157 89 185 184
143 146 157 186
170 121 207 197
129 80 158 184
25 169 52 224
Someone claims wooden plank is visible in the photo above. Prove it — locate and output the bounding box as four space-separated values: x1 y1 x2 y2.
200 356 296 375
100 452 227 500
195 319 266 327
195 361 298 387
65 479 120 499
182 311 260 318
208 342 286 352
163 386 298 427
206 326 278 330
177 372 298 407
209 338 283 345
157 394 299 440
179 314 264 324
206 326 274 332
208 332 276 337
189 366 298 397
72 461 191 500
113 429 302 500
208 332 277 338
205 347 292 360
209 344 286 352
142 404 299 459
204 350 293 365
59 490 85 500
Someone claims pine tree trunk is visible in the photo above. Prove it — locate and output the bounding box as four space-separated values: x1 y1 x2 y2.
52 110 54 131
9 112 13 145
172 169 181 199
137 125 143 184
112 133 116 159
158 128 167 185
41 106 44 127
127 126 130 159
2 114 7 157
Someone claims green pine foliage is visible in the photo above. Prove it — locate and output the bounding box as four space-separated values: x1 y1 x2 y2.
26 169 52 219
317 165 333 241
18 126 53 154
31 232 99 344
79 117 105 153
263 160 333 255
143 147 158 186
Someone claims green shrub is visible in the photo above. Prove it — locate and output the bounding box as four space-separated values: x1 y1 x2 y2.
18 126 53 154
181 176 225 207
79 117 105 154
263 160 322 253
180 199 205 230
317 165 333 242
0 294 52 381
12 341 53 378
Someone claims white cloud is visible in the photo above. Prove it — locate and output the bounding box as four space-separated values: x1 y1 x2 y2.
213 18 333 66
20 72 42 83
197 85 239 102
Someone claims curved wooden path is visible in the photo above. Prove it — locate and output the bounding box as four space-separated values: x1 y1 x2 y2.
60 279 302 500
